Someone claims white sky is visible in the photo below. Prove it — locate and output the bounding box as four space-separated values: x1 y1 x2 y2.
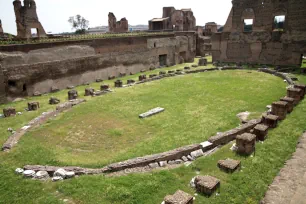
0 0 232 34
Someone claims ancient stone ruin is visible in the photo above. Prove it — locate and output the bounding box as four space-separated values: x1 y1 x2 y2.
149 7 196 31
108 12 128 33
13 0 47 39
211 0 306 66
0 20 4 37
196 22 218 56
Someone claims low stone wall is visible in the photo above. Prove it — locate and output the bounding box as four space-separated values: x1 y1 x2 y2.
258 68 295 85
208 119 261 146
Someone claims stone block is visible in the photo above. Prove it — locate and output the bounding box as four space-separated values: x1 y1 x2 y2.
236 133 256 155
280 96 294 113
164 190 193 204
199 58 208 66
84 88 95 96
114 80 123 88
49 97 60 105
271 101 288 120
294 84 306 99
28 102 40 111
108 76 116 80
168 70 175 74
3 107 16 117
194 175 220 196
100 84 110 91
217 159 241 173
96 79 103 82
68 90 78 100
139 107 165 118
254 124 269 141
185 66 191 70
287 88 302 105
262 114 279 128
159 71 166 75
139 75 147 81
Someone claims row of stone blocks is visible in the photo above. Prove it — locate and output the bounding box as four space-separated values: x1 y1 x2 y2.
3 102 40 117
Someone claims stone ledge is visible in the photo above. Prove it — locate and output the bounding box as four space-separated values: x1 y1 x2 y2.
208 119 261 146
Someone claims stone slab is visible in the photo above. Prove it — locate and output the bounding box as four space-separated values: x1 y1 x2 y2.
139 107 165 118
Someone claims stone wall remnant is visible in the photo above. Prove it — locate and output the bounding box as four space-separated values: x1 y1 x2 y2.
211 0 306 66
108 12 128 33
0 20 4 37
149 7 196 31
13 0 47 39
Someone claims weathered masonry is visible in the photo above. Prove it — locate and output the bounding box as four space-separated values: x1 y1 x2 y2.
0 32 196 103
211 0 306 66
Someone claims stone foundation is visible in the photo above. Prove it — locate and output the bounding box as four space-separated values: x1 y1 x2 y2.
254 124 269 141
236 133 256 155
294 84 306 99
68 90 78 100
287 88 302 105
84 88 95 96
263 114 279 128
164 190 193 204
28 102 40 111
3 107 16 117
217 159 241 173
271 101 288 120
194 175 220 196
280 97 294 113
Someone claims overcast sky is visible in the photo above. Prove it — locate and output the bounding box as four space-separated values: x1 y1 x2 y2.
0 0 232 34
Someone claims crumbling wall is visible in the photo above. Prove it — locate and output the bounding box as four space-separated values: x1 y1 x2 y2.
0 33 195 103
13 0 46 39
211 0 306 66
108 12 128 33
0 20 4 37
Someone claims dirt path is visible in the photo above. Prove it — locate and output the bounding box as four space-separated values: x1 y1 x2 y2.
262 132 306 204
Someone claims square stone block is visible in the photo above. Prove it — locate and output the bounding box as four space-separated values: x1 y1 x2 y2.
114 80 123 88
164 190 193 204
194 175 220 196
294 84 306 99
127 79 136 84
271 101 288 120
84 88 95 96
100 84 110 91
3 107 16 117
254 124 269 141
236 133 256 155
287 88 302 105
218 159 241 173
280 97 294 113
28 102 40 111
139 75 146 81
262 114 279 128
68 90 78 100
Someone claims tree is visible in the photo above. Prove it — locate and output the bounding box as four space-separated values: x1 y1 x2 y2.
68 15 89 34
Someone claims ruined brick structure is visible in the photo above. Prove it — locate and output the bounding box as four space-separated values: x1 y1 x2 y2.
211 0 306 66
196 22 218 56
0 20 4 37
149 7 196 31
0 32 196 103
108 12 128 33
13 0 47 39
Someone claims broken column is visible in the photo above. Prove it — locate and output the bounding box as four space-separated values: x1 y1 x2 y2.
164 190 193 204
271 101 288 120
68 90 78 100
287 88 302 105
198 58 207 66
3 107 16 117
28 102 40 111
262 114 279 128
294 84 306 99
253 124 269 141
84 88 95 96
280 96 294 113
236 133 256 155
194 175 220 196
114 80 123 88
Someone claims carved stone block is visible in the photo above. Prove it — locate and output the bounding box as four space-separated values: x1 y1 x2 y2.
3 107 16 117
68 90 78 100
164 190 193 204
280 97 294 113
236 133 256 155
84 88 95 96
218 159 241 173
254 124 269 141
287 88 302 105
271 101 288 120
262 114 279 128
28 102 40 111
194 175 220 196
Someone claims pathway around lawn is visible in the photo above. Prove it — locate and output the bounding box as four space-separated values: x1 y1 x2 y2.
262 132 306 204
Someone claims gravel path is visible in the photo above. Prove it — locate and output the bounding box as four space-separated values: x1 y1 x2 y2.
261 132 306 204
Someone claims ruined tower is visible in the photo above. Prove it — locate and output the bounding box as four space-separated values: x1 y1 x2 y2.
0 20 4 37
13 0 47 38
108 12 128 33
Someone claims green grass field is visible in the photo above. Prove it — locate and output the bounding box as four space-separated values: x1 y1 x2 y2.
1 59 306 203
